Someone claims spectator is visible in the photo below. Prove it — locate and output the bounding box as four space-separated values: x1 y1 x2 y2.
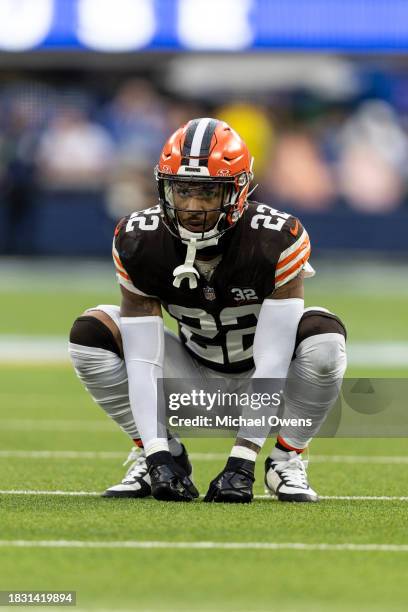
102 78 167 167
215 102 274 178
262 130 335 211
0 102 39 253
106 164 156 218
36 106 114 189
337 100 408 212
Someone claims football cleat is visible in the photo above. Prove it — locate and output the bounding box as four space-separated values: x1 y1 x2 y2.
203 458 254 503
102 444 194 499
101 447 151 498
147 451 199 502
264 452 319 502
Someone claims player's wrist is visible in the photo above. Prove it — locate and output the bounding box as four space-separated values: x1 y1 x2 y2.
225 456 255 477
146 450 174 468
230 443 258 463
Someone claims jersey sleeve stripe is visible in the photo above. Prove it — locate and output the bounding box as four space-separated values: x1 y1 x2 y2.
279 228 307 258
112 243 127 273
276 239 310 276
116 268 131 281
113 252 128 276
275 245 311 286
276 231 310 270
275 268 304 289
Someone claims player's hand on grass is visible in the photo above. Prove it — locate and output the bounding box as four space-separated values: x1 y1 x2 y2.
147 452 199 502
203 457 255 503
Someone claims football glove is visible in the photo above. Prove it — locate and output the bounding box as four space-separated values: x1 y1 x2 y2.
203 457 255 503
147 451 199 502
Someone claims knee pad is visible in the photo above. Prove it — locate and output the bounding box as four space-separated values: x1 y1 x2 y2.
295 310 346 351
70 316 121 357
294 310 347 378
308 337 347 376
69 318 137 439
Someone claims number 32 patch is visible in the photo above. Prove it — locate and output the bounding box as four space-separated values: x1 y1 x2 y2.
230 287 258 302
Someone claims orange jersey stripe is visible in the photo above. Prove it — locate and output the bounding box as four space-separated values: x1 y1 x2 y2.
275 246 311 284
276 236 310 271
116 268 130 281
113 252 126 272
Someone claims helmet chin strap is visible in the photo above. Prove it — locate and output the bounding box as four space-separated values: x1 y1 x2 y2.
172 215 224 289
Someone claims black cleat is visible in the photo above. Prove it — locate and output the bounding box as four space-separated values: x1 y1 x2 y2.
147 451 199 502
203 457 255 503
101 444 196 500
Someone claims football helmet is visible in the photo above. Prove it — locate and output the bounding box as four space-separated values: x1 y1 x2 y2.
155 117 253 244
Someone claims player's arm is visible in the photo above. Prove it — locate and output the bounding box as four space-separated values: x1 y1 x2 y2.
115 226 197 501
233 273 304 456
113 220 166 455
251 214 309 389
252 271 304 382
234 217 309 459
119 285 167 453
204 272 306 503
120 285 162 317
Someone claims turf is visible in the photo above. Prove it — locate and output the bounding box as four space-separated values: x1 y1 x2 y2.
1 260 408 610
1 365 408 611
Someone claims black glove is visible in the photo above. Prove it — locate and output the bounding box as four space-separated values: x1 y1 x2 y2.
203 457 255 503
147 451 199 502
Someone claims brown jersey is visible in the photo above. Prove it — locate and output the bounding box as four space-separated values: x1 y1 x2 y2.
113 201 311 373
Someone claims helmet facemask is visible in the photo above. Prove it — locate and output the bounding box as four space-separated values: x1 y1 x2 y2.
156 171 250 250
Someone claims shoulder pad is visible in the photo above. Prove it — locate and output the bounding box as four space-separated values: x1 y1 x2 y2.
112 207 162 297
243 202 311 291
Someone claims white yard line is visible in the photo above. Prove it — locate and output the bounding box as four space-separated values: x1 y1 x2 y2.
1 337 408 366
0 450 224 460
0 420 116 431
0 490 100 496
0 450 126 459
256 495 408 501
1 450 408 464
1 489 408 501
0 539 407 552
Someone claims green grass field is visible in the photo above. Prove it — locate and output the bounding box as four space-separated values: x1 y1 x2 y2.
1 258 408 611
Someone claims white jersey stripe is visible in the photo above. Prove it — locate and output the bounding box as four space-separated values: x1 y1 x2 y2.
188 118 212 167
278 229 308 263
275 267 304 289
275 243 310 277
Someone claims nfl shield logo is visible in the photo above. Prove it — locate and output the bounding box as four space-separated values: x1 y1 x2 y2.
203 286 216 301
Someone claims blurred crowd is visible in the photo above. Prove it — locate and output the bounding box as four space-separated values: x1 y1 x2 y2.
1 74 408 248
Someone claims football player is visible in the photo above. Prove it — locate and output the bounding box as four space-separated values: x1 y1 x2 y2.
69 118 347 503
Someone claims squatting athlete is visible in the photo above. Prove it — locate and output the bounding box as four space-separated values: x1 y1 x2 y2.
69 118 347 503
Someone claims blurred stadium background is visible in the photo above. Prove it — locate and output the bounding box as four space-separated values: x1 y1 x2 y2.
1 2 407 369
1 2 408 611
